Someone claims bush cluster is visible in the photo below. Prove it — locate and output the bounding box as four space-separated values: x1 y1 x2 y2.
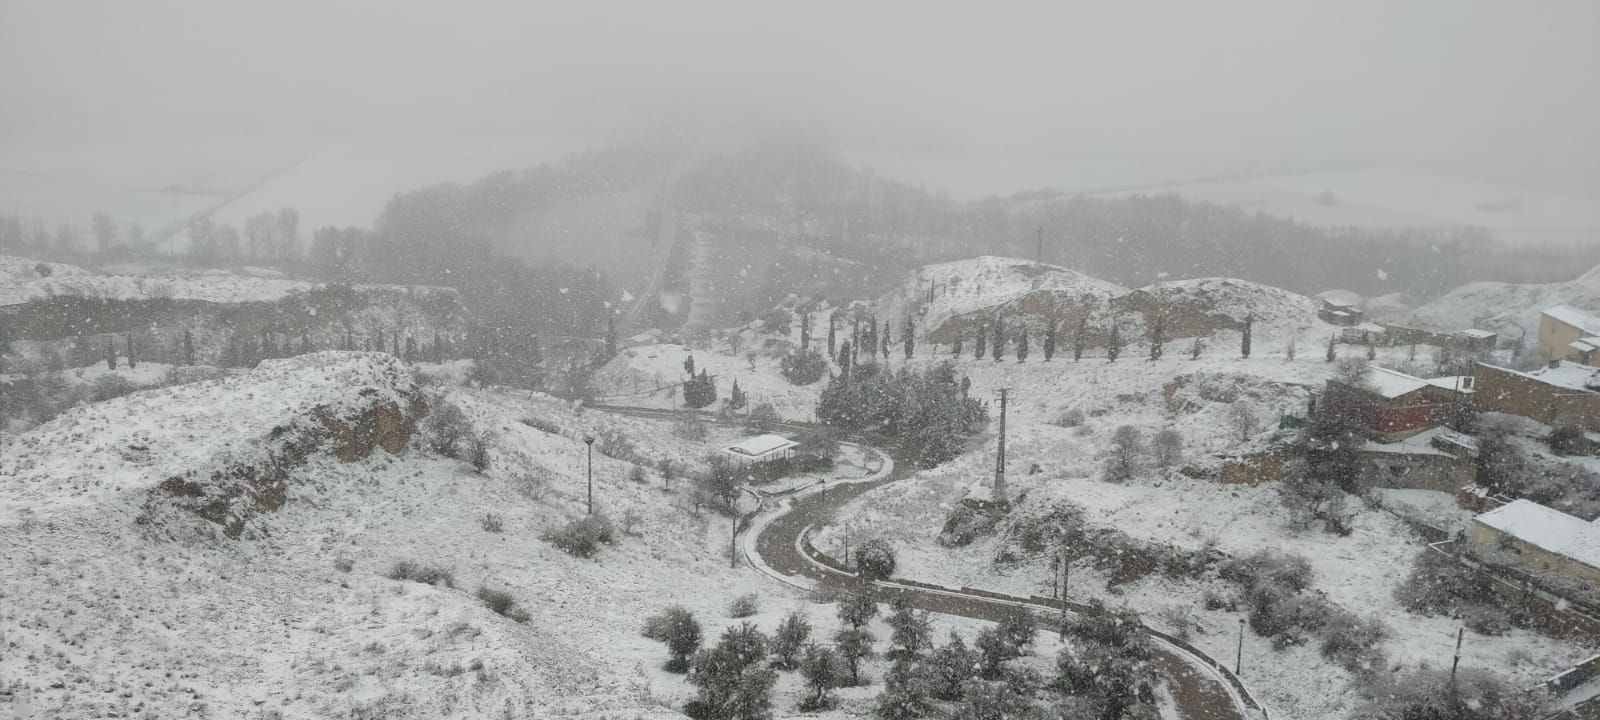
386 559 456 588
543 514 616 558
477 585 530 623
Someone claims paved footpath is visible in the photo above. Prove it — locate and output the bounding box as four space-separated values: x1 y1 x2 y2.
747 448 1254 720
594 405 1259 719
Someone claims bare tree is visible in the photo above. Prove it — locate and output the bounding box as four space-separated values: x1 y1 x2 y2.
1230 402 1260 442
1152 428 1183 467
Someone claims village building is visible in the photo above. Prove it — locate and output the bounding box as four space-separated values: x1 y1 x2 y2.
1323 366 1460 441
720 434 799 464
1356 426 1477 492
1540 305 1600 366
1318 298 1363 326
1469 499 1600 586
1474 361 1600 431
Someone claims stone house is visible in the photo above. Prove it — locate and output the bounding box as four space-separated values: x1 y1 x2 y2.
1540 305 1600 366
1474 361 1600 431
1469 499 1600 587
1323 366 1459 442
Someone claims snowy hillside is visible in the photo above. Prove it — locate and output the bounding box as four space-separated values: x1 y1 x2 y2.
0 352 424 531
876 256 1127 342
0 352 825 718
1406 263 1600 339
1114 276 1322 339
0 254 315 305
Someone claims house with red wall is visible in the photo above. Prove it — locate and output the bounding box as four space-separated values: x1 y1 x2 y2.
1323 366 1460 441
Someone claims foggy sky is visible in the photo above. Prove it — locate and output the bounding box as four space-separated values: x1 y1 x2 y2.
3 0 1598 188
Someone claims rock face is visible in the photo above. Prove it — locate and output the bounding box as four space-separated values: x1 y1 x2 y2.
0 352 427 538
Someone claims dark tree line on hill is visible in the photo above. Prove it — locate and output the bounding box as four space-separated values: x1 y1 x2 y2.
661 135 1600 299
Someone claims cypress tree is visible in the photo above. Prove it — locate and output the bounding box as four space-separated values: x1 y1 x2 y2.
106 337 116 370
126 334 135 368
1326 334 1337 362
991 316 1003 362
1241 313 1253 358
1107 324 1122 362
1190 337 1203 360
903 316 914 359
1016 328 1029 362
851 314 862 363
302 329 312 355
1043 320 1056 361
827 311 837 356
433 330 443 363
838 341 853 380
974 323 986 359
184 329 195 366
952 332 964 358
880 320 890 360
392 331 400 357
1073 318 1087 362
1149 316 1164 361
799 311 811 350
605 314 618 359
405 335 417 361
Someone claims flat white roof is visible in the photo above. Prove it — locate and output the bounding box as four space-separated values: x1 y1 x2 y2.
1476 499 1600 571
1458 328 1497 339
1545 305 1600 336
1486 361 1600 394
723 434 798 458
1363 366 1431 399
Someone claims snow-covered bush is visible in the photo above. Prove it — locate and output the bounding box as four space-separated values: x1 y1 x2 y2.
728 593 760 618
424 396 470 458
779 347 827 385
743 402 781 434
672 414 709 441
1048 407 1086 428
542 514 615 558
1102 425 1143 482
480 512 504 533
1394 550 1520 635
385 559 455 588
89 373 136 402
854 538 897 581
476 585 530 623
643 605 702 673
1349 668 1544 720
468 433 491 472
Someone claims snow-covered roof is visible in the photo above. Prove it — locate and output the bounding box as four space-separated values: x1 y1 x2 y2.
723 434 798 459
1426 376 1474 394
1457 328 1497 339
1488 361 1600 394
1362 426 1454 457
1570 338 1600 354
1475 499 1600 571
1545 305 1600 336
1363 366 1431 399
1351 322 1386 333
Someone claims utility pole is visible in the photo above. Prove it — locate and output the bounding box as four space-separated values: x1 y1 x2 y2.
583 436 595 514
994 388 1009 504
730 516 739 569
1058 547 1069 639
1449 626 1465 696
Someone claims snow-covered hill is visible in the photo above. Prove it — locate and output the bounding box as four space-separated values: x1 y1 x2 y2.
1114 276 1322 339
0 351 798 718
875 256 1127 343
1406 263 1600 339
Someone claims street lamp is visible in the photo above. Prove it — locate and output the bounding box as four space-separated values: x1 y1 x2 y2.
583 436 595 515
1236 617 1246 675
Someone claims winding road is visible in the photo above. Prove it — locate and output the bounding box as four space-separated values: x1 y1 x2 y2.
597 405 1264 719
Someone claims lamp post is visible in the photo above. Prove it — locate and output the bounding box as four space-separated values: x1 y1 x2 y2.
583 435 595 515
1235 617 1246 675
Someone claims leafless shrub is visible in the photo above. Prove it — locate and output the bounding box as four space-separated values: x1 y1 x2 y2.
543 514 616 558
521 415 562 435
333 557 355 573
386 559 455 588
512 470 552 501
728 593 760 618
1049 408 1086 428
477 585 531 623
480 513 504 533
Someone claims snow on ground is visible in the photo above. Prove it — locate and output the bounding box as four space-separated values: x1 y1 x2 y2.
876 255 1128 338
800 349 1592 720
1406 262 1600 339
3 351 937 717
593 341 828 422
0 254 461 306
